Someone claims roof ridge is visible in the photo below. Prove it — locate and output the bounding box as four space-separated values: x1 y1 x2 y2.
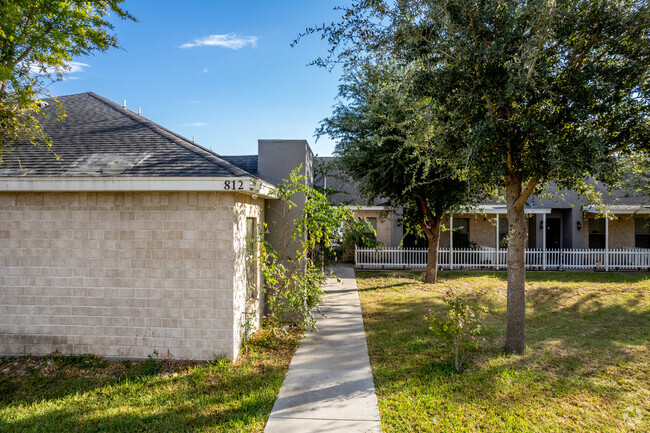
85 92 253 177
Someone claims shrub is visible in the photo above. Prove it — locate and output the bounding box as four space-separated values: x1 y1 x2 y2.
425 289 488 372
253 165 372 332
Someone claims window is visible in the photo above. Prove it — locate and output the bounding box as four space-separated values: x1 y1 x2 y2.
359 217 377 246
588 219 606 249
498 218 509 248
636 219 650 249
246 218 257 300
453 218 471 248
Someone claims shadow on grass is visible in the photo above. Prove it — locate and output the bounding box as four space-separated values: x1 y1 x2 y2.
356 281 419 292
1 375 278 432
365 291 649 353
0 362 286 433
360 279 648 407
0 331 299 433
0 357 166 407
357 269 649 286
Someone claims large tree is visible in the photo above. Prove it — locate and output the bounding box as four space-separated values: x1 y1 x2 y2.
320 62 492 283
304 0 650 353
0 0 135 156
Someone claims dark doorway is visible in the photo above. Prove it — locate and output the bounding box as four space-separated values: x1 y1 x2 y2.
546 218 561 249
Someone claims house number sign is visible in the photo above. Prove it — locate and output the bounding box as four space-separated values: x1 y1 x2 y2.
223 180 245 190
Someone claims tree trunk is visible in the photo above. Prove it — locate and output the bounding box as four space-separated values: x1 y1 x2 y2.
505 174 528 354
423 215 443 284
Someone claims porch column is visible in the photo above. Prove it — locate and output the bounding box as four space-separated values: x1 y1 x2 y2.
605 213 609 272
495 213 499 270
543 213 547 270
450 215 454 270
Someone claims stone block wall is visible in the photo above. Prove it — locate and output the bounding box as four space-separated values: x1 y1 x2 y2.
0 191 261 361
232 194 264 355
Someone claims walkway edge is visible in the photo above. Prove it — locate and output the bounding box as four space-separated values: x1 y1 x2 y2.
264 265 382 433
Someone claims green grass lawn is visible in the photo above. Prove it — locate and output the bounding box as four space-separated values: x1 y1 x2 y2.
356 270 649 432
0 329 300 432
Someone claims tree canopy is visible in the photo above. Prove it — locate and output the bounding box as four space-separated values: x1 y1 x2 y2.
320 61 493 283
305 0 650 353
0 0 135 157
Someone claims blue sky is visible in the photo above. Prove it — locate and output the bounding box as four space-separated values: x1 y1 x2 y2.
50 1 346 156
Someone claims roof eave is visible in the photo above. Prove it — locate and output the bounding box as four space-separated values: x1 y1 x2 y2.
583 205 650 215
0 176 277 199
473 205 552 214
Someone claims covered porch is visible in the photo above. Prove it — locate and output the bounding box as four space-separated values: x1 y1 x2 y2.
359 205 649 271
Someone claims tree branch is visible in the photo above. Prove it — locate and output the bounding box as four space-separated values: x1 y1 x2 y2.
525 36 544 85
514 177 539 210
415 194 432 228
606 143 630 156
483 93 496 119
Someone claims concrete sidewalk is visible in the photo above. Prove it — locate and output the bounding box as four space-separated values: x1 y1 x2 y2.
264 265 382 433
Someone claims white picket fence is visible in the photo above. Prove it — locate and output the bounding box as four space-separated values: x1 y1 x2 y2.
355 246 650 271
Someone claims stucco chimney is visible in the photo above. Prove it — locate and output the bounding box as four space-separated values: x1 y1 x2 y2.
256 140 314 309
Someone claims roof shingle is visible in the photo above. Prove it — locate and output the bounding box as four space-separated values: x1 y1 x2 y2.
0 92 254 178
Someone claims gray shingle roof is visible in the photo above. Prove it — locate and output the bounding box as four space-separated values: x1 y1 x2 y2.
0 92 254 178
317 157 648 208
314 156 390 206
220 155 258 176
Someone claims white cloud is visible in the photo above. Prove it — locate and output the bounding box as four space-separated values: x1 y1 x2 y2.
200 67 209 73
180 33 258 50
183 122 208 127
28 61 90 76
67 61 89 73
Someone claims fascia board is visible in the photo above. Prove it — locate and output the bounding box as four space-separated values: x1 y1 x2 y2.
0 176 277 199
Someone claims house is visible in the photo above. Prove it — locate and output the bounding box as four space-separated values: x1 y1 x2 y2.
314 157 403 256
315 158 650 270
0 92 313 361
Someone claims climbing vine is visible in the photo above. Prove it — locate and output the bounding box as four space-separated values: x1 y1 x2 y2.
253 165 372 332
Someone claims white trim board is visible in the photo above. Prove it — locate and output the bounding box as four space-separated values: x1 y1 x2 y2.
583 205 650 215
354 206 387 211
0 176 277 199
472 206 552 214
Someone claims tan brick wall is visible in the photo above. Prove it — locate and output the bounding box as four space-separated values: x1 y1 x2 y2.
342 209 394 262
0 191 262 361
354 210 392 246
609 216 635 249
439 214 498 248
583 215 638 249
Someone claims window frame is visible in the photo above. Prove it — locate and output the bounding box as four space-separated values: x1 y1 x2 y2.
359 217 377 246
635 218 650 249
588 219 606 249
452 218 471 248
498 218 509 248
245 217 258 301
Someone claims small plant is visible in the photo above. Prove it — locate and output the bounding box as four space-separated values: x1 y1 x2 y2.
241 309 257 353
126 351 162 378
425 289 488 372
